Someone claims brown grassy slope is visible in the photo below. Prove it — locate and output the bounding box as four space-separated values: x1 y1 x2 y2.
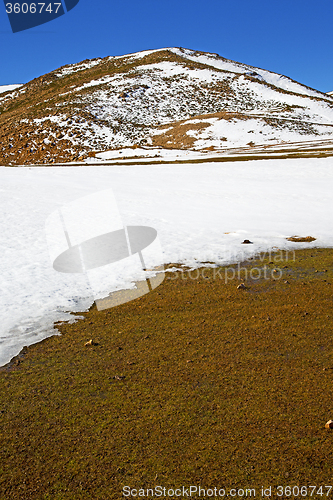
151 111 333 151
1 49 237 165
1 248 333 499
151 112 246 149
0 50 190 165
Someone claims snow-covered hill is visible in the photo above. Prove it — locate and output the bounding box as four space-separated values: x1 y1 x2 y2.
1 48 333 164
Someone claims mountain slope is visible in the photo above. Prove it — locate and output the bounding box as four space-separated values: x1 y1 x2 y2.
1 47 333 165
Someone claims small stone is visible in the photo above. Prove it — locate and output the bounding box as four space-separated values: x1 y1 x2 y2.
237 283 247 290
84 339 96 347
113 375 125 381
325 420 333 429
284 280 290 284
267 316 271 321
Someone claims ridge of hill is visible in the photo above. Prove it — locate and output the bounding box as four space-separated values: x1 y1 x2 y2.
1 48 333 165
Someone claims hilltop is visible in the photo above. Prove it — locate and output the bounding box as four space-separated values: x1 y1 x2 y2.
1 47 333 165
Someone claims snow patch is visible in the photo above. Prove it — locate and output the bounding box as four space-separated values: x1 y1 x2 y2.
0 84 22 94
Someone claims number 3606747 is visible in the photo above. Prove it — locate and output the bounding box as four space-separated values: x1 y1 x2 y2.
5 3 62 14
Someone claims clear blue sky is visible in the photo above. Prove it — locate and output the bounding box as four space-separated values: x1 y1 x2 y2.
1 0 332 92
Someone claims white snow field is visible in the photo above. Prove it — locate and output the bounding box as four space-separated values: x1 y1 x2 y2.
1 158 333 366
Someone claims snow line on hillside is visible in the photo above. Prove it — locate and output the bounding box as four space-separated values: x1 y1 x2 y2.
169 48 328 99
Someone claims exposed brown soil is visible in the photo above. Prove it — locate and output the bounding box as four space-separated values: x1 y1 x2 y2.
287 236 317 243
152 112 251 149
152 122 211 148
1 248 333 498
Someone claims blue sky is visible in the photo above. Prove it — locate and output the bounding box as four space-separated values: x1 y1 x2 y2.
1 0 332 92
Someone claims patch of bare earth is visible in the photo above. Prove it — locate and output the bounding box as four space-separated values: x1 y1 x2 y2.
152 111 249 149
287 236 317 242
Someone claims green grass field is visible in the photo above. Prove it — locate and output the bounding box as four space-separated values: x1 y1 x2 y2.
1 248 333 499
